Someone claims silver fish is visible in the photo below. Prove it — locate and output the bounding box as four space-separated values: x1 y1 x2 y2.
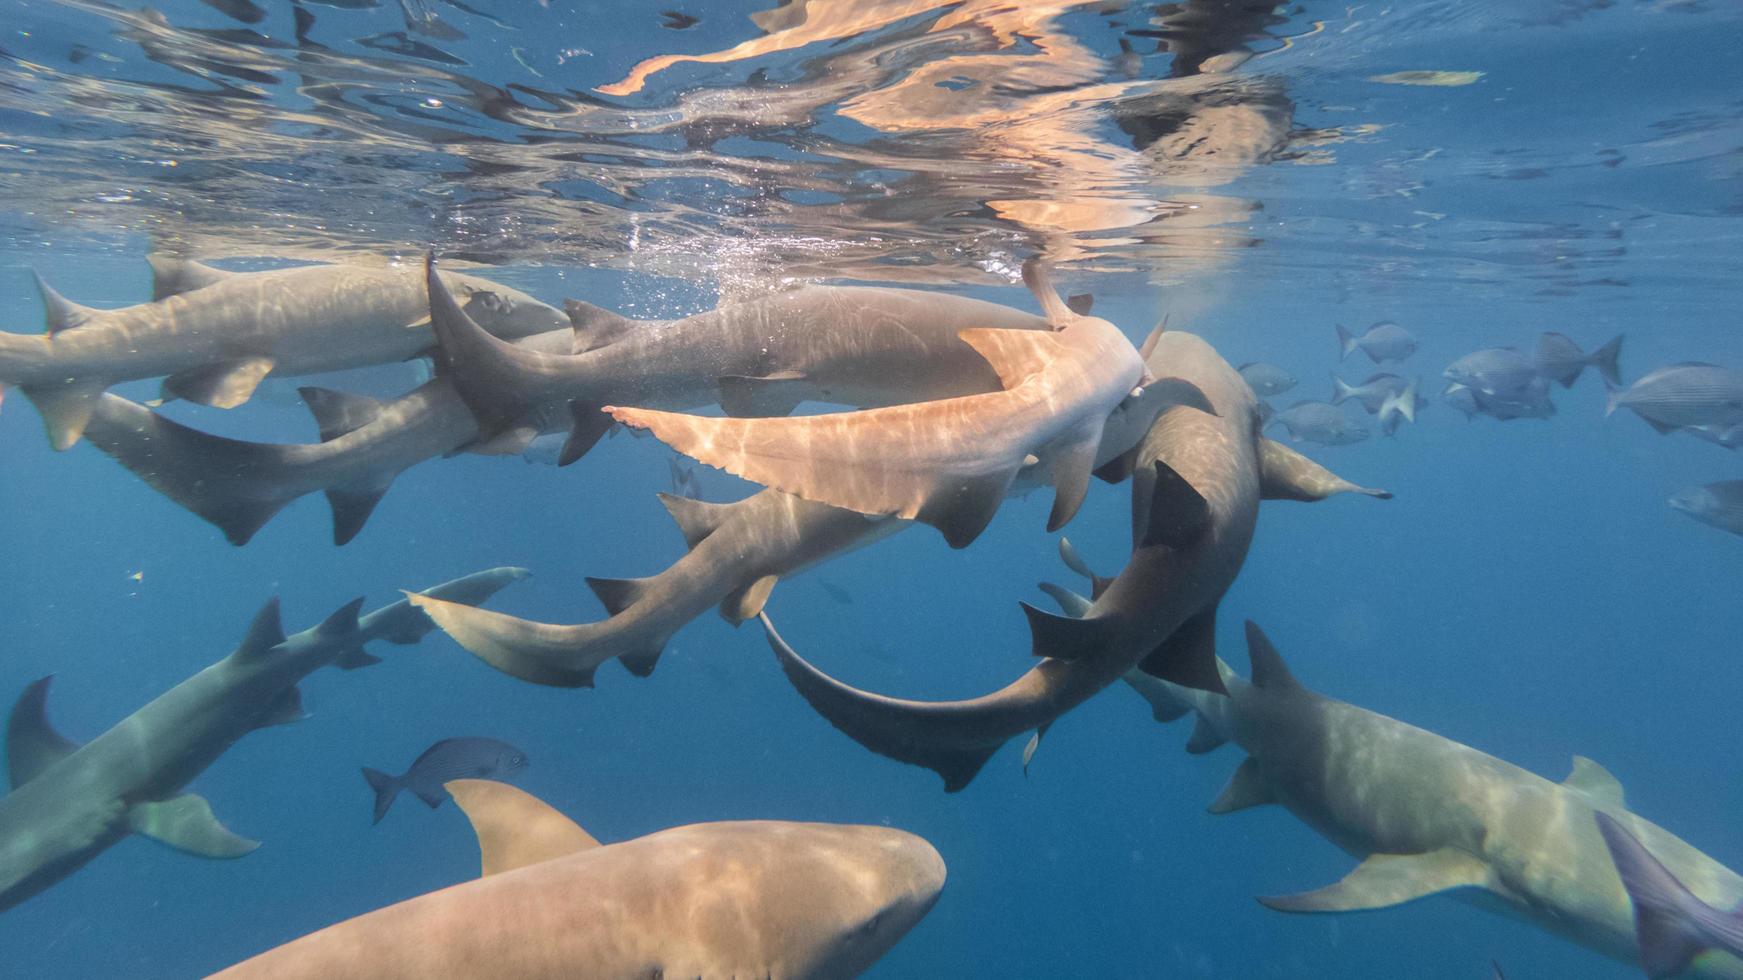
1335 321 1417 364
1669 481 1743 537
1607 362 1743 435
1330 372 1412 414
1238 361 1296 396
1443 347 1539 396
1535 332 1622 389
1268 400 1369 445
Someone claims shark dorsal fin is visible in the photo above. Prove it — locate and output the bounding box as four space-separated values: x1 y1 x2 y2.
300 387 387 442
146 255 235 300
446 779 600 876
34 273 100 334
657 492 734 549
1020 258 1076 326
1563 756 1626 807
1245 621 1302 692
315 597 367 640
231 598 287 661
957 328 1062 390
7 676 81 788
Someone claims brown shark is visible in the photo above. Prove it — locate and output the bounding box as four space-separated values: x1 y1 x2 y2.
607 261 1151 548
760 331 1390 790
209 779 945 979
0 255 567 450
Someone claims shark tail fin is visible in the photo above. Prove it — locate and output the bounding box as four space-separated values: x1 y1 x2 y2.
425 255 546 437
762 614 1002 793
358 567 531 645
1335 323 1357 361
362 767 401 824
80 393 302 545
403 592 605 689
1596 811 1733 980
1591 334 1624 389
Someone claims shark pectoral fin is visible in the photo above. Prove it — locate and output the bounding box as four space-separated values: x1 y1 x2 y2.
23 381 108 450
718 371 812 418
1258 848 1493 913
253 685 308 729
147 254 234 300
558 402 612 466
161 357 276 409
1139 459 1210 550
299 387 386 442
1138 604 1223 694
446 779 600 877
129 795 260 859
7 677 82 789
1563 756 1626 808
657 492 734 549
1258 438 1393 501
325 472 399 547
956 328 1062 389
1207 757 1274 814
719 574 779 624
1047 422 1104 532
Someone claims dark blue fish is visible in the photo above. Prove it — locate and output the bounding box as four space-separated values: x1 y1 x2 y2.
362 737 528 824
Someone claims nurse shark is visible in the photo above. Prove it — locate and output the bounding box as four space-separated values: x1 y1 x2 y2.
1 256 566 450
1146 623 1743 979
0 567 527 912
757 330 1388 790
210 779 945 979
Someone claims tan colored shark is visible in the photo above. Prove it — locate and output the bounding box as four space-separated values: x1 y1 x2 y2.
210 779 945 979
0 255 567 450
1145 623 1743 979
759 330 1390 790
607 261 1152 548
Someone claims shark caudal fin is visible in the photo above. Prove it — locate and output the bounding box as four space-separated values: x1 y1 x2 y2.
446 779 600 877
1591 334 1624 389
425 254 549 440
80 393 304 545
362 767 402 824
357 567 530 646
404 593 616 688
1596 811 1743 979
761 614 1002 792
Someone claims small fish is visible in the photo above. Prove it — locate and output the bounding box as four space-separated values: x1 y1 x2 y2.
1330 372 1412 414
362 738 528 824
660 10 698 29
1534 332 1622 389
1606 362 1743 436
1441 382 1479 419
1268 401 1369 445
1368 70 1484 87
127 570 144 583
1336 322 1417 364
1669 481 1743 537
817 579 853 605
1238 362 1297 396
1377 379 1419 437
1443 347 1539 396
1443 379 1554 421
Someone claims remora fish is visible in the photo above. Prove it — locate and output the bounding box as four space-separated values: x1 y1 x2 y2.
409 325 1202 685
1536 332 1623 389
0 256 567 450
1268 400 1369 445
1607 363 1743 436
606 261 1153 548
422 255 1059 460
210 779 945 979
80 327 580 547
0 568 527 913
1143 624 1743 979
1237 361 1296 396
1597 812 1743 979
362 737 529 824
1335 321 1417 364
760 331 1390 790
1669 481 1743 537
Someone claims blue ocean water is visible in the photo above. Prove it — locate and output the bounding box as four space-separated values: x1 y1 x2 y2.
2 1 1741 977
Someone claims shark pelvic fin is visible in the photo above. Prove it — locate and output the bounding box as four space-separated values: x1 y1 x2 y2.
23 381 109 451
161 356 276 409
254 685 308 728
447 778 600 877
956 327 1062 390
7 677 81 789
34 272 99 334
326 474 397 547
1245 621 1302 693
1258 437 1392 501
720 574 779 623
403 593 601 689
1563 756 1626 808
299 387 387 442
147 254 234 300
1259 848 1493 913
129 795 260 858
1139 604 1224 694
1134 458 1210 550
657 492 734 549
718 371 812 418
558 402 612 466
1208 756 1274 814
1185 713 1228 754
585 576 651 617
918 469 1018 550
